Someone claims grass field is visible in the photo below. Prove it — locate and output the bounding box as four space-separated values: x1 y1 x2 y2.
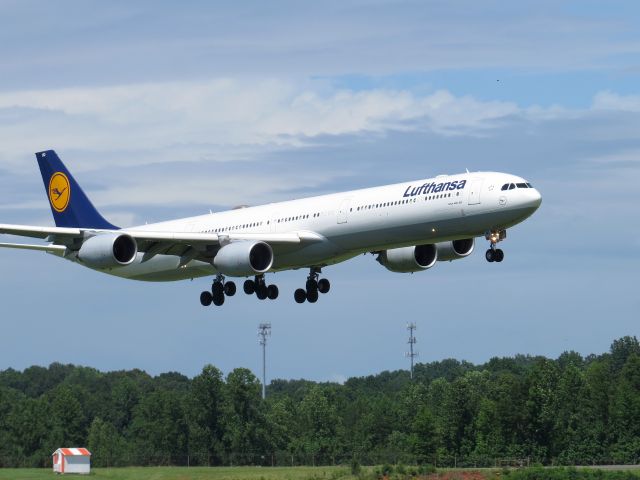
0 466 358 480
3 466 640 480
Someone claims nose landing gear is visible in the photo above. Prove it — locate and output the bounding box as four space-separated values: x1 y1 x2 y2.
485 229 506 263
200 274 236 307
295 267 331 304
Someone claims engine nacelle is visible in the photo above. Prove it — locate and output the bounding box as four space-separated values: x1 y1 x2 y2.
377 244 437 273
78 233 138 269
213 241 274 277
436 238 474 261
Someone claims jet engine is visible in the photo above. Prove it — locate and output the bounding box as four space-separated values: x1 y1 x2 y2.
213 241 274 277
436 238 474 261
376 244 437 273
78 233 138 269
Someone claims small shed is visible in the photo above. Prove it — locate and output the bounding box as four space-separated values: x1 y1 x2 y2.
52 448 91 474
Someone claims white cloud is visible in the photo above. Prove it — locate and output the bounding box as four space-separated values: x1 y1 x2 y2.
0 79 522 172
592 91 640 112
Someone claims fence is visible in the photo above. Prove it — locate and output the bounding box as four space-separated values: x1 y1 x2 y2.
1 452 637 469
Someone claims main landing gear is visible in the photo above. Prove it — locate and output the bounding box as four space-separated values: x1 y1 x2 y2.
200 274 236 307
485 229 506 263
243 275 279 301
294 267 331 304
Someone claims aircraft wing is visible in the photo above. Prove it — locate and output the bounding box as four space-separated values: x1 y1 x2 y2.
0 223 81 239
0 242 67 253
1 223 325 262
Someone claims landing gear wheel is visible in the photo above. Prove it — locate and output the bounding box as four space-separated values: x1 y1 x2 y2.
200 291 213 306
485 249 495 263
212 282 224 297
306 289 319 303
267 284 279 300
212 293 225 306
243 279 255 295
294 288 307 304
256 284 268 300
306 278 318 292
317 278 330 294
494 249 504 263
224 281 237 296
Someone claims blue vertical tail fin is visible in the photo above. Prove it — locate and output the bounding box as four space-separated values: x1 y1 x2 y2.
36 150 118 229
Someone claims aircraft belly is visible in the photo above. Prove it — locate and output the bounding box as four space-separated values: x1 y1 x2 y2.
104 254 214 282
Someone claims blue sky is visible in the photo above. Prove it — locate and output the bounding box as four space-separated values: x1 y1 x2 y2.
1 1 639 383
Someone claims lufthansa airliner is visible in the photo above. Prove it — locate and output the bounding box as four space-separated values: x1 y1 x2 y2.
0 150 541 305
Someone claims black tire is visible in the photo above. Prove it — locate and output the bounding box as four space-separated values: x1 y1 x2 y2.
267 284 279 300
200 291 213 306
256 284 268 300
224 281 237 296
318 278 331 294
485 249 495 263
294 288 307 304
495 249 504 262
306 278 318 292
212 281 224 297
306 289 319 303
243 279 255 295
212 293 225 306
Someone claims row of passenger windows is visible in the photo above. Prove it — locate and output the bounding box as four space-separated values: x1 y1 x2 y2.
200 189 464 233
276 213 321 223
201 212 324 234
501 182 533 191
356 198 416 211
355 191 459 211
203 221 264 233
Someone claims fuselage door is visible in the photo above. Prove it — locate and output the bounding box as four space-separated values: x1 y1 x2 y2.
467 178 483 205
337 197 352 224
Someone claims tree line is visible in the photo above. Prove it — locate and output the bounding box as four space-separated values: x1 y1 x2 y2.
1 336 639 468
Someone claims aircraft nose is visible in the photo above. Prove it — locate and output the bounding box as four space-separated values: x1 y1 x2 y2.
525 188 542 210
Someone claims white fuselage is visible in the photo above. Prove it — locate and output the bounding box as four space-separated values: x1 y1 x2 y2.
87 171 541 281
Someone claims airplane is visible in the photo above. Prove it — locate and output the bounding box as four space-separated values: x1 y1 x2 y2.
0 150 542 306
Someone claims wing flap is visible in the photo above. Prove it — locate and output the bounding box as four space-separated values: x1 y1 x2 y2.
124 230 324 245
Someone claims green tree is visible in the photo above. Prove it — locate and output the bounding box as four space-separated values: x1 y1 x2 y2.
223 368 268 464
130 389 188 465
188 365 225 465
410 405 438 464
296 385 340 465
87 417 127 467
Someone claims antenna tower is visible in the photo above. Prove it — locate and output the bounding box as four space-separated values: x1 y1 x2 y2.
406 322 418 379
258 323 271 399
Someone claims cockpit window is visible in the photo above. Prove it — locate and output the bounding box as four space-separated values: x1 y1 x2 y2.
516 183 528 188
501 184 509 191
526 182 533 188
508 183 516 190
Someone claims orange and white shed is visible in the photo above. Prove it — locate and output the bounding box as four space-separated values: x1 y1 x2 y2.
52 448 91 474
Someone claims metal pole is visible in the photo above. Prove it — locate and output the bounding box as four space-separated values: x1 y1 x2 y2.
262 336 266 399
406 323 418 379
258 323 271 400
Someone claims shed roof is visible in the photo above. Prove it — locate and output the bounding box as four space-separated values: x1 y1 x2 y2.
53 448 91 456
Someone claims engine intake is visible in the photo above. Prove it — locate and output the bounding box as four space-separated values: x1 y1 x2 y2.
436 238 474 261
377 244 437 273
78 233 138 269
213 241 274 277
